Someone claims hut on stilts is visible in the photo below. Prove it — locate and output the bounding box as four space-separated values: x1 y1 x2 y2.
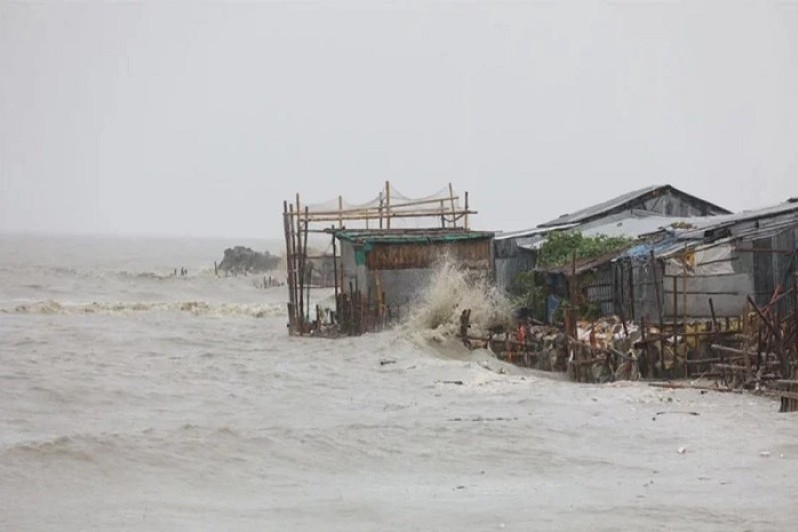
282 181 490 336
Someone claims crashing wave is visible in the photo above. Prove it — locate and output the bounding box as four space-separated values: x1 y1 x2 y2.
404 258 513 341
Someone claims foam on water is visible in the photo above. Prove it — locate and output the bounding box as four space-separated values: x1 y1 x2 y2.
3 299 286 318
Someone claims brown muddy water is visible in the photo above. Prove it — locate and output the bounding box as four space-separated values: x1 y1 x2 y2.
1 235 796 531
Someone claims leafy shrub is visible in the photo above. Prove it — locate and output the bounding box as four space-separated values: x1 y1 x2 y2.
538 231 634 268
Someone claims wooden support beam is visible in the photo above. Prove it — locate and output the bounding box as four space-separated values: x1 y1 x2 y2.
747 295 777 336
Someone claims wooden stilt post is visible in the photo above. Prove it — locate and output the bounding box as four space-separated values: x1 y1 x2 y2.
298 206 310 334
672 277 678 329
628 261 635 320
682 251 689 378
285 202 298 333
295 193 303 335
672 275 679 350
568 251 580 381
709 298 723 375
650 250 665 377
306 263 312 324
332 226 339 320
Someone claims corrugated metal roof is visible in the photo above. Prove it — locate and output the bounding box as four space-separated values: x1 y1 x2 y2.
538 185 663 227
670 201 798 239
335 228 494 245
537 184 729 227
516 212 688 252
493 224 576 241
620 201 798 261
581 214 687 239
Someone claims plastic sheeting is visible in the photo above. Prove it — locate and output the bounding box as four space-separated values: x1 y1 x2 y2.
664 243 735 276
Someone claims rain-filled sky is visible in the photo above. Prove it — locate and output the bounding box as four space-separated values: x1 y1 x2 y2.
1 1 796 238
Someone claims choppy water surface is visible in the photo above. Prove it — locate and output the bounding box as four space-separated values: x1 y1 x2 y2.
1 235 796 531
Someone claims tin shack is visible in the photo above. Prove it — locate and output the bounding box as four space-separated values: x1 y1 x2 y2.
335 228 494 327
536 198 798 323
494 184 730 292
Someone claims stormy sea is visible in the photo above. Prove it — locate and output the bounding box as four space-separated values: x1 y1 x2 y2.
1 234 796 531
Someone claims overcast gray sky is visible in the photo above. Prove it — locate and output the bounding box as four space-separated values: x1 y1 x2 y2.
1 1 796 238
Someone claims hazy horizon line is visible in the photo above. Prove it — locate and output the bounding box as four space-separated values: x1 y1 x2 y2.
0 229 286 242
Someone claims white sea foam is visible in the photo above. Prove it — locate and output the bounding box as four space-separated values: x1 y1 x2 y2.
405 258 514 340
2 299 285 318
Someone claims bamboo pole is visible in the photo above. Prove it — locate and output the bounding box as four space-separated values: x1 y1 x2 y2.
379 191 384 230
682 251 688 378
332 227 339 319
464 191 469 229
448 183 456 229
296 218 304 334
375 269 383 320
288 203 299 332
300 206 310 333
747 295 777 336
650 250 665 374
628 261 635 320
569 251 580 381
709 298 725 377
283 201 296 332
305 195 463 216
298 209 477 223
385 180 391 229
710 344 759 357
306 263 312 324
672 276 678 341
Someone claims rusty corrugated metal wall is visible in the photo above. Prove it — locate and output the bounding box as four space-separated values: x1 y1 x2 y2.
366 240 492 271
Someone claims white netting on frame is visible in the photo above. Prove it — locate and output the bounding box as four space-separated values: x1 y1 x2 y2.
294 183 467 229
301 184 462 213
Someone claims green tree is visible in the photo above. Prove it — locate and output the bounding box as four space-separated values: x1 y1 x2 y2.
538 231 634 268
510 270 546 321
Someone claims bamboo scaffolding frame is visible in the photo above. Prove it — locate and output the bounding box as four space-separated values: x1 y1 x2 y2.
283 181 476 335
296 210 478 223
296 197 463 217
